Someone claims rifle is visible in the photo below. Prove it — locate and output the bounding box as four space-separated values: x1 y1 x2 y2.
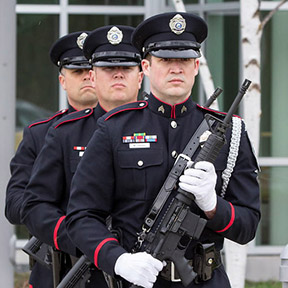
131 79 251 287
22 236 52 269
56 254 91 288
55 87 223 288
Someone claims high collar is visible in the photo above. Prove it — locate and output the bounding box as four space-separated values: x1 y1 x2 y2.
95 102 107 116
146 93 196 119
67 104 77 113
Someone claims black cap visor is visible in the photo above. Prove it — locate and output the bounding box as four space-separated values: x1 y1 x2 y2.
61 56 91 70
94 60 140 67
92 51 141 67
144 40 201 58
150 48 201 59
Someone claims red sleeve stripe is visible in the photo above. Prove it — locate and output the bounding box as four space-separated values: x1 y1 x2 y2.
94 238 118 268
29 285 33 288
216 202 235 233
53 216 66 250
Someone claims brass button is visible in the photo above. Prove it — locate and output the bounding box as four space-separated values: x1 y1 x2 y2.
171 121 177 129
171 150 178 159
137 160 144 167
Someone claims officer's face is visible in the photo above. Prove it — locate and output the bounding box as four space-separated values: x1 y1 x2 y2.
142 56 199 105
59 68 98 110
90 66 143 112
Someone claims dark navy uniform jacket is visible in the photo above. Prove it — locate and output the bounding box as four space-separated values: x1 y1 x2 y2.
66 93 261 288
5 106 72 288
6 108 73 224
21 104 109 287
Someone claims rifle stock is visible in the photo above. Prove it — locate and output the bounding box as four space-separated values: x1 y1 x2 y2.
22 236 52 269
56 254 91 288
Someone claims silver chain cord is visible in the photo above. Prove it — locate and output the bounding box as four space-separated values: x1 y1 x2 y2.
220 116 242 198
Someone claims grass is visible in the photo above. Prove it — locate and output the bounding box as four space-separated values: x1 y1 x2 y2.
14 272 30 288
245 281 282 288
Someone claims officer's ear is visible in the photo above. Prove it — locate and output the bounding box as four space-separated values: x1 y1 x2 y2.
194 59 200 76
138 70 144 90
141 59 150 77
59 69 67 91
89 69 96 88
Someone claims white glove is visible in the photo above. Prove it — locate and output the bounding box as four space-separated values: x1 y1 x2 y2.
114 252 164 288
179 161 217 212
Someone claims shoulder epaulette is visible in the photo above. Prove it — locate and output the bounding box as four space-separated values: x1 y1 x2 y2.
28 109 68 128
197 104 241 119
105 101 148 121
54 108 94 129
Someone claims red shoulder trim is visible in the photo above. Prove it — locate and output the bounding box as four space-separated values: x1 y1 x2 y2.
215 202 235 233
54 108 93 129
197 104 241 119
94 238 118 268
28 109 68 128
105 101 148 121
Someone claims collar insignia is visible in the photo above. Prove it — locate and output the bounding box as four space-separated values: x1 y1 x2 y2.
158 105 165 114
181 105 187 114
77 32 88 49
107 26 123 45
169 14 186 35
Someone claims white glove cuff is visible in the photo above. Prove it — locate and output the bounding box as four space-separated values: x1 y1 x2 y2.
114 253 127 275
200 191 217 212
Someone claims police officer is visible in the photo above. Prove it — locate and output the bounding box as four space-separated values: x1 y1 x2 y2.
66 12 261 288
5 30 97 288
20 25 143 287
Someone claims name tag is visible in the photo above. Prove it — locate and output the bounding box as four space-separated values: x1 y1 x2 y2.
129 143 150 149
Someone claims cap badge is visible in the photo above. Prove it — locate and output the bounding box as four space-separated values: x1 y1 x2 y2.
169 14 186 35
77 32 88 49
107 26 123 45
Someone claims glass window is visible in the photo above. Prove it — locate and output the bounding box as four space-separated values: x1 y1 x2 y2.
260 12 272 158
205 0 236 2
257 11 288 247
181 0 198 3
260 11 288 158
206 14 239 112
257 166 288 246
69 0 144 5
69 14 143 31
17 0 59 3
17 14 59 130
